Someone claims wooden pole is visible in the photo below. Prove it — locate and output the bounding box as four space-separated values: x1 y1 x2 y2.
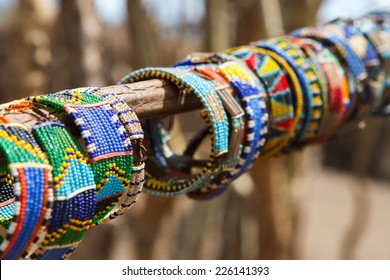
0 79 202 129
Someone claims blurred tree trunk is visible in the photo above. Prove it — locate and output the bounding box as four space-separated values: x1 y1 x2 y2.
259 0 285 37
49 0 104 92
205 0 235 51
0 0 55 101
281 0 322 32
127 0 162 68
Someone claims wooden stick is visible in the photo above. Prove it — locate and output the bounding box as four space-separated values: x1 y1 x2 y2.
0 79 203 130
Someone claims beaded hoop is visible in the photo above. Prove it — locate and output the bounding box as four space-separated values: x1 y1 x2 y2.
119 67 229 197
226 46 295 155
29 87 133 224
87 91 144 225
0 123 53 260
30 122 96 260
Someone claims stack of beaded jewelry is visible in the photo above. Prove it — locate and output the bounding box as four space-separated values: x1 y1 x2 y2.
119 67 229 197
226 46 295 156
28 87 133 225
30 122 96 260
0 123 53 260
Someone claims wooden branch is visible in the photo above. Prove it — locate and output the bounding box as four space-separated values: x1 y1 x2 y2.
0 79 203 130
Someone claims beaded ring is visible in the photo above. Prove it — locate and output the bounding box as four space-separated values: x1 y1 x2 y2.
253 38 323 148
0 123 53 260
28 87 133 224
86 91 145 225
175 53 269 183
29 122 96 260
119 67 229 197
226 46 295 155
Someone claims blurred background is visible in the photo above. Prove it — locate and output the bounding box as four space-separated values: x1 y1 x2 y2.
0 0 389 260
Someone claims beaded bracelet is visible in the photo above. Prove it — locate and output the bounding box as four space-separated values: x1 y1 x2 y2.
253 38 324 147
227 46 303 156
132 61 244 198
119 67 229 197
175 53 269 181
226 46 296 156
86 91 144 225
29 122 96 260
322 20 385 119
280 36 329 143
172 65 245 199
290 27 366 118
0 123 53 260
190 66 245 174
28 87 133 224
291 39 349 143
358 13 390 115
